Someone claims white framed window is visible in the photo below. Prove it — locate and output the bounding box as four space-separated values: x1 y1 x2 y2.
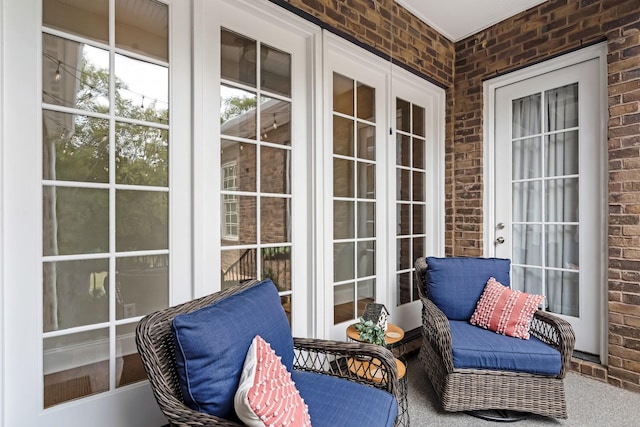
222 161 239 240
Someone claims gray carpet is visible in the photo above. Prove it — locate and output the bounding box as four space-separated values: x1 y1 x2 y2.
404 353 640 427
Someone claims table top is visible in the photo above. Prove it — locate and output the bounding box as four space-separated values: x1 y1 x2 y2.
346 322 405 345
348 357 406 382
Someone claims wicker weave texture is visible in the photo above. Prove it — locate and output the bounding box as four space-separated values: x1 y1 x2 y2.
136 279 400 426
414 257 575 419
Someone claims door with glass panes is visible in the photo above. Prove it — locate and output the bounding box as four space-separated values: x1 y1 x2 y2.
203 0 314 337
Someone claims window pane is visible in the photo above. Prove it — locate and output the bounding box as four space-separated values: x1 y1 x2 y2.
116 190 168 252
220 140 256 192
221 196 257 246
43 259 109 332
357 241 375 278
412 104 425 137
42 34 110 113
397 169 410 201
357 279 375 313
116 323 147 388
397 134 410 167
397 204 410 235
333 116 354 156
44 329 109 408
116 122 168 186
546 225 579 269
545 178 579 222
512 93 541 138
43 186 109 256
116 255 168 319
115 54 168 124
512 137 542 180
357 82 375 122
398 272 411 305
357 123 375 161
221 249 257 289
261 44 291 97
511 265 543 295
261 97 291 145
413 204 425 234
546 83 578 131
263 247 292 292
334 201 354 239
512 181 542 222
334 242 354 282
220 85 257 139
546 270 579 316
221 29 257 87
357 162 375 199
43 0 108 43
334 283 354 324
396 98 410 132
512 224 542 266
545 131 579 176
357 201 375 238
333 158 354 198
397 238 411 270
115 0 168 61
412 171 424 202
261 197 290 243
413 138 425 169
43 111 109 183
333 73 354 116
261 147 290 194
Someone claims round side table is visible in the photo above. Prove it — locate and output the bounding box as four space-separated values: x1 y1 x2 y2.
346 323 406 357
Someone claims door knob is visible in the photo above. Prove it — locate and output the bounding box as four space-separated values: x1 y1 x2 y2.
495 236 505 244
497 222 505 229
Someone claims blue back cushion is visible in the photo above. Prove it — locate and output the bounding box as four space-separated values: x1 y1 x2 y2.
172 279 294 419
449 320 562 376
425 256 510 320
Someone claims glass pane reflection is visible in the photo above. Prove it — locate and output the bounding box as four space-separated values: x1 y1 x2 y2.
43 0 108 43
220 85 257 139
261 197 290 243
334 242 355 282
260 97 291 145
262 247 292 292
221 196 257 246
43 258 109 332
43 186 109 256
334 158 354 198
261 44 291 97
116 323 147 387
116 255 168 320
220 140 256 192
333 116 354 156
334 201 355 240
512 224 542 266
221 29 257 87
396 98 410 132
261 146 290 194
397 237 411 269
334 283 354 324
116 190 168 252
44 328 109 408
42 34 110 113
116 122 168 186
357 123 375 161
43 111 109 183
221 249 257 289
357 201 375 238
115 0 168 61
115 54 168 124
357 240 375 278
333 73 354 116
398 272 411 305
357 82 375 122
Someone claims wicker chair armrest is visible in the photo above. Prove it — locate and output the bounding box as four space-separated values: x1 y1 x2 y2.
530 310 576 378
419 296 455 372
292 337 399 399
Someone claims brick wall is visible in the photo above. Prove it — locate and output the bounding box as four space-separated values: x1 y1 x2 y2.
453 0 640 391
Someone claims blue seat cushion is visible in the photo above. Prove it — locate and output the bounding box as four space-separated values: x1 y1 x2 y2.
292 370 398 427
172 279 294 419
425 256 511 320
449 320 562 376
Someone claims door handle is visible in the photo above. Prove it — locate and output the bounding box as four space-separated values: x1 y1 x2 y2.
495 236 505 244
497 222 505 230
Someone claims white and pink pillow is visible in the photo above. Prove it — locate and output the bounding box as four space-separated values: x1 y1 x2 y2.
234 335 312 427
470 277 544 339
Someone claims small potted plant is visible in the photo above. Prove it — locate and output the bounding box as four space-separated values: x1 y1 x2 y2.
354 317 386 346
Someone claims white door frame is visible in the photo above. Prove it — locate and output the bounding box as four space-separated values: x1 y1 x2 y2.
483 43 608 361
1 0 190 425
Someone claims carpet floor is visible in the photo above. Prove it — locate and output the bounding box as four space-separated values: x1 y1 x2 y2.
405 353 640 427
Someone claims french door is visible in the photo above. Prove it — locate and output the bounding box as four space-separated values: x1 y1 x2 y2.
487 45 606 356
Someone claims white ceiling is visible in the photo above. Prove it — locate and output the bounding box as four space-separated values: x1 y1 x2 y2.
394 0 547 42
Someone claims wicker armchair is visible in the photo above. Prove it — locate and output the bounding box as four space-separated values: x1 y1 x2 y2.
414 257 575 419
136 279 399 426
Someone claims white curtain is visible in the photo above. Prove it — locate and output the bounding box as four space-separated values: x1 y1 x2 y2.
511 84 579 316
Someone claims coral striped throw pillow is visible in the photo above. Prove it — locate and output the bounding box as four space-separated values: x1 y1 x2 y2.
234 335 311 427
469 277 544 339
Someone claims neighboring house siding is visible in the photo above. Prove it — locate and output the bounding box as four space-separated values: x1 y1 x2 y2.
454 0 640 392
